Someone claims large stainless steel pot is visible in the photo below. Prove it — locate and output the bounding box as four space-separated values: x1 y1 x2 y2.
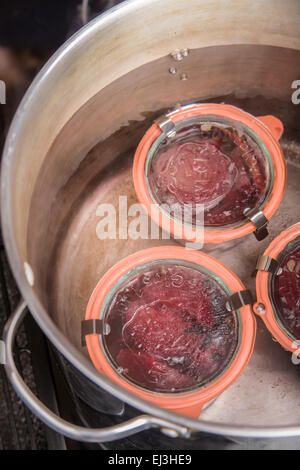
2 0 300 443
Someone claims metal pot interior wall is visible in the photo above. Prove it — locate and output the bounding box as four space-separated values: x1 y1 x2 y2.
2 0 300 432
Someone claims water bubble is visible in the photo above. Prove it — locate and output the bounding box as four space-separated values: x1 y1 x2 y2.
170 48 189 61
171 50 184 61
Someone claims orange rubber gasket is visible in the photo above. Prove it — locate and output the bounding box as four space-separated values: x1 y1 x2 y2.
133 104 286 244
254 223 300 353
85 246 256 418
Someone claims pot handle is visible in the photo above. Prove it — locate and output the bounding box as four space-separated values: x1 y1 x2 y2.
257 115 284 141
2 302 191 443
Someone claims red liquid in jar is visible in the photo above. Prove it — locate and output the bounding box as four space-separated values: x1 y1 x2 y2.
148 125 268 227
273 244 300 339
103 264 239 392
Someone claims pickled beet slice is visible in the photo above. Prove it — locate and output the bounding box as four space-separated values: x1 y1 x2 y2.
148 124 268 227
104 264 238 392
273 244 300 339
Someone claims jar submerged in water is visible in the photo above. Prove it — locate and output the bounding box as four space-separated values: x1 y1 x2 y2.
255 223 300 352
84 246 256 417
272 241 300 339
133 103 286 244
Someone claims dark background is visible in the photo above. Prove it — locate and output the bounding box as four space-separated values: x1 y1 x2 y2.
0 0 123 450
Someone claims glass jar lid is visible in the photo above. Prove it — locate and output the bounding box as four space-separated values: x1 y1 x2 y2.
101 260 240 394
146 115 272 229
